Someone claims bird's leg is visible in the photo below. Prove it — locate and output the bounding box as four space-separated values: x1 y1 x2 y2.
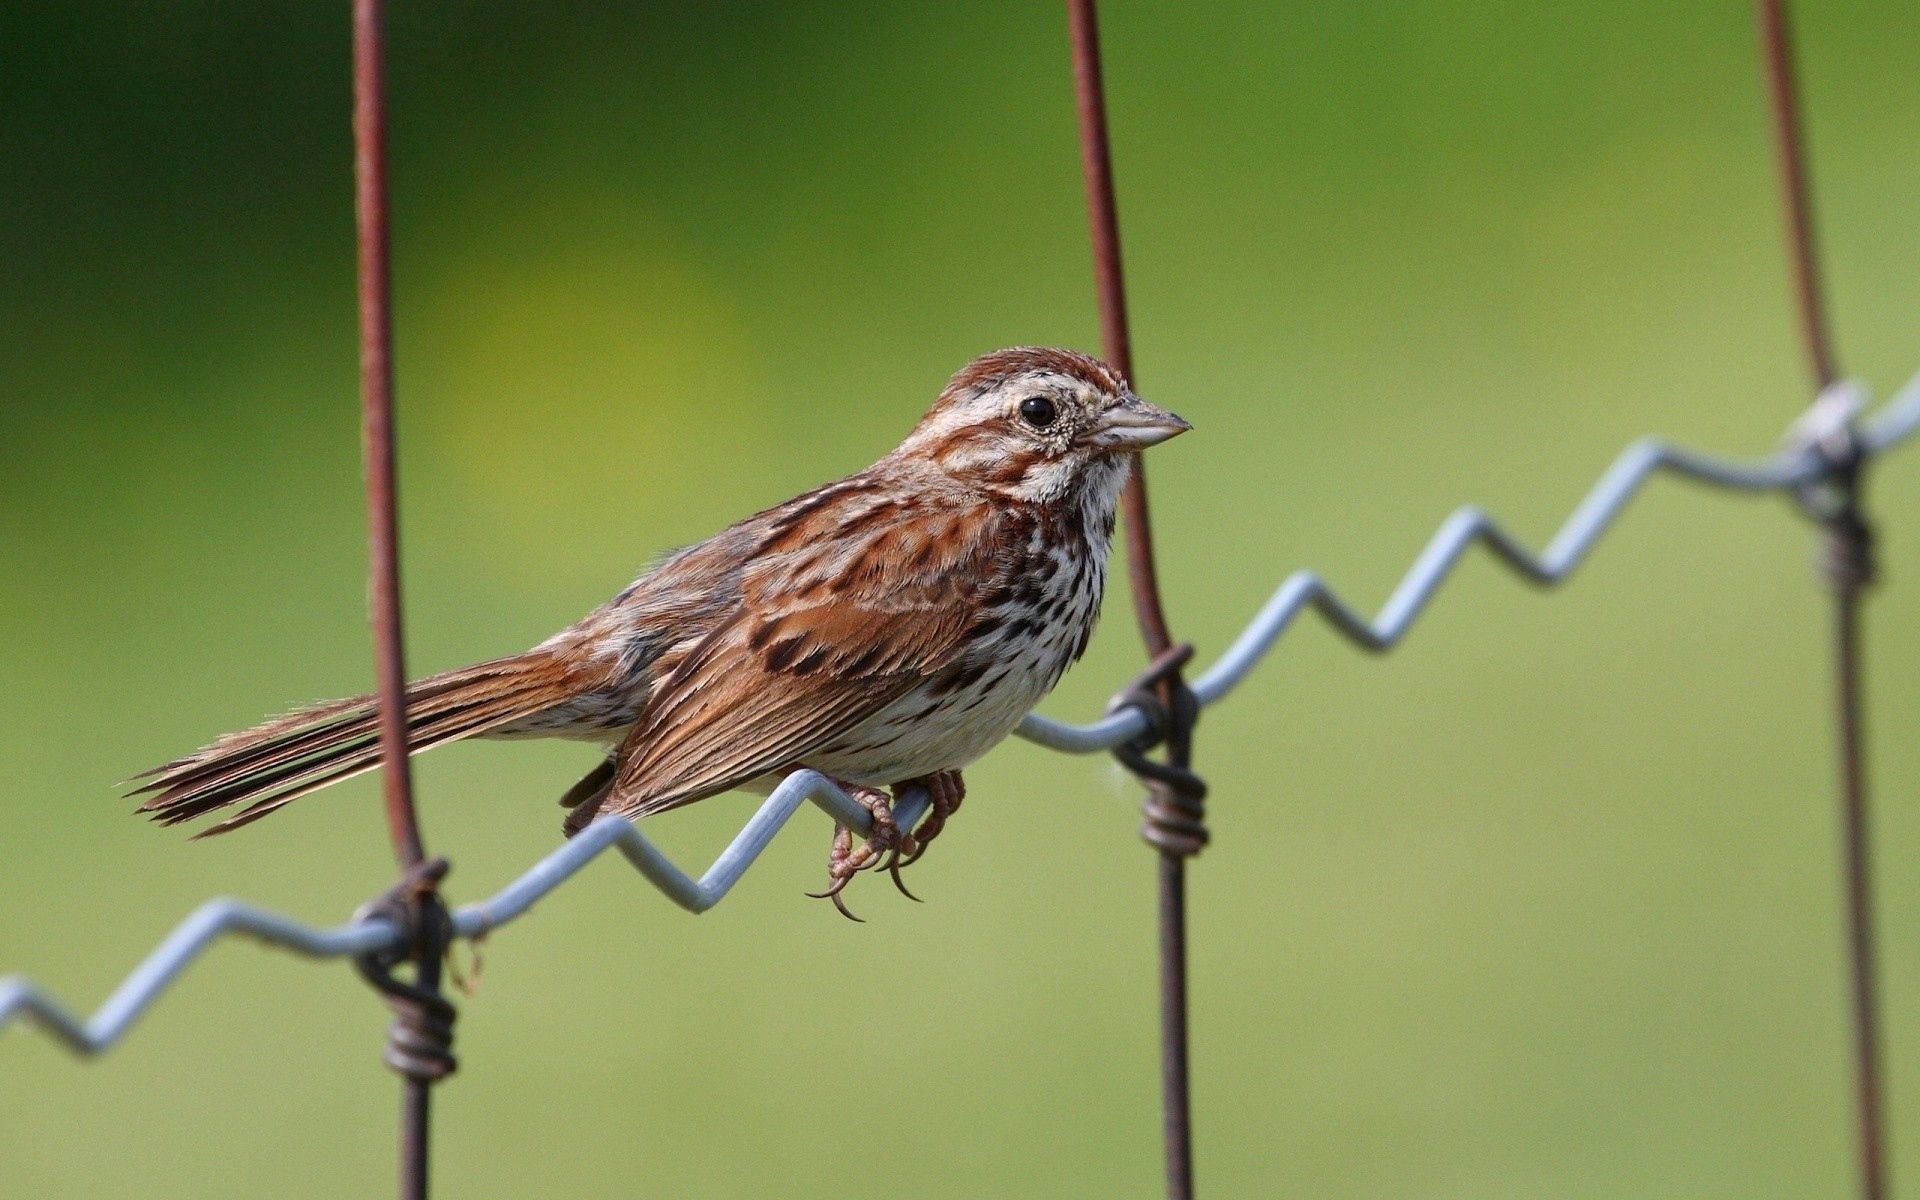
806 779 916 921
892 770 965 872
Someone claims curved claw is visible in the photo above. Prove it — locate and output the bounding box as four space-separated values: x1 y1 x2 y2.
802 775 943 918
806 870 853 900
856 830 917 876
888 863 923 902
874 842 904 875
805 873 866 922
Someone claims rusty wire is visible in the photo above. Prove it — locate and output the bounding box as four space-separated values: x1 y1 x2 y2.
1758 0 1839 394
1755 4 1885 1198
3 359 1918 1195
0 8 1915 1200
353 2 451 1196
1066 3 1204 1197
355 0 421 875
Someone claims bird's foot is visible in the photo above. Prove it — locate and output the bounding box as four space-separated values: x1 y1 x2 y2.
807 781 917 922
889 771 964 884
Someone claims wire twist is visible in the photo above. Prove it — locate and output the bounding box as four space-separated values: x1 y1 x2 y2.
353 858 457 1084
1789 385 1878 594
1109 644 1209 857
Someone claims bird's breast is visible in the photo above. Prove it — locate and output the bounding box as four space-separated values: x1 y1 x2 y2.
809 531 1107 785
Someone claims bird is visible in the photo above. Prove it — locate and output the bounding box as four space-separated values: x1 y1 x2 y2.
131 347 1190 916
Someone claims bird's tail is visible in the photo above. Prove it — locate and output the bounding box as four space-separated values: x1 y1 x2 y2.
132 649 589 837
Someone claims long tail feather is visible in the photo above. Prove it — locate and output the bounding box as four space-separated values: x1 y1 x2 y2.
132 652 584 835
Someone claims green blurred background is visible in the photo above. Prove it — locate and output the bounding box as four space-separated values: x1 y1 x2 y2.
4 3 1917 1196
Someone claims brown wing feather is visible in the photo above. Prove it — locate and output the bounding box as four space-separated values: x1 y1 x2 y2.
593 477 1001 821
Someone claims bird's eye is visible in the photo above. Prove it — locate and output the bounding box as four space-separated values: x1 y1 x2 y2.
1018 396 1058 429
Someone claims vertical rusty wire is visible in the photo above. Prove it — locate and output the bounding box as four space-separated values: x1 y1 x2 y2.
1757 0 1839 393
1066 0 1171 656
355 0 421 872
1066 4 1199 1199
1756 4 1884 1199
1829 552 1884 1200
354 3 446 1198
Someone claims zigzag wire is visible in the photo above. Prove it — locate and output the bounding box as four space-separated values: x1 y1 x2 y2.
4 370 1918 1055
1016 372 1920 753
1 773 926 1054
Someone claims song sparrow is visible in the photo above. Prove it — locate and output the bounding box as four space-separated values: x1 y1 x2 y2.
133 347 1189 916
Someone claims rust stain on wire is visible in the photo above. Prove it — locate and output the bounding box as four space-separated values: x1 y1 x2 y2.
354 4 450 1199
1066 4 1201 1199
355 0 423 873
1758 0 1839 391
1067 0 1171 657
1756 5 1885 1199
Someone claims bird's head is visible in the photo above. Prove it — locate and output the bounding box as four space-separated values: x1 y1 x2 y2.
894 347 1190 506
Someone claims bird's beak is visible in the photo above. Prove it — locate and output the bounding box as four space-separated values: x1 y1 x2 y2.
1094 394 1192 451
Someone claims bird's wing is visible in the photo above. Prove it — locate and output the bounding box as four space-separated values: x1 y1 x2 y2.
590 476 1008 822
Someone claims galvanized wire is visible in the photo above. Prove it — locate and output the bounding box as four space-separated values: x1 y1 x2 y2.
4 374 1915 1055
0 774 928 1054
1017 372 1920 754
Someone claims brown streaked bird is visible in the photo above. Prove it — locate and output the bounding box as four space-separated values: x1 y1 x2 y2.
133 348 1190 916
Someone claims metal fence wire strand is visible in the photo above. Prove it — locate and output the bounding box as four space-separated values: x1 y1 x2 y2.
1 9 1918 1200
1065 4 1204 1198
356 0 424 878
2 353 1918 1188
353 3 454 1197
1756 3 1887 1198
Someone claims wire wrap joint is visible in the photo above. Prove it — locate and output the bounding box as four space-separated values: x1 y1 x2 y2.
1109 644 1209 857
352 857 457 1084
1788 382 1877 594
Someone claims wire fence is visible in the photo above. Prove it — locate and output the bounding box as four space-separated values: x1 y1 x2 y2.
0 4 1909 1199
5 368 1917 1038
